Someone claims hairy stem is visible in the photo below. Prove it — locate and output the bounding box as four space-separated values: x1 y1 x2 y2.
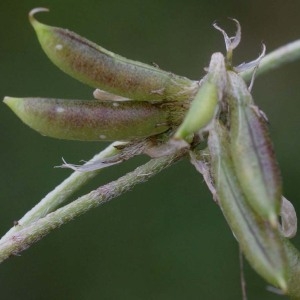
241 40 300 81
0 149 187 263
1 142 125 240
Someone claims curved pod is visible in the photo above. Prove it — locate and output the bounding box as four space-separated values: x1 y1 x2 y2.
29 8 197 102
4 97 184 141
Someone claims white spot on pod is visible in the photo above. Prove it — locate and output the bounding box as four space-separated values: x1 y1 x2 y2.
56 106 65 113
99 134 107 140
113 102 119 107
55 44 63 51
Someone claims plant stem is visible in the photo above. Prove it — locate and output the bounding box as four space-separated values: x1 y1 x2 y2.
1 142 125 240
241 40 300 81
0 149 187 264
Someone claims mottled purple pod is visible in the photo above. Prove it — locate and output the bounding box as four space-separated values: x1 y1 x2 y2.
29 8 197 102
3 97 184 141
208 121 287 291
227 71 282 226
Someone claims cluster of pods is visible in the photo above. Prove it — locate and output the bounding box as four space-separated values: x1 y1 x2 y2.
4 8 297 293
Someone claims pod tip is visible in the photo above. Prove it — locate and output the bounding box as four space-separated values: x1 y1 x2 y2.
3 96 9 104
3 96 14 106
173 130 194 143
277 276 288 294
173 131 184 141
3 97 22 112
29 8 50 24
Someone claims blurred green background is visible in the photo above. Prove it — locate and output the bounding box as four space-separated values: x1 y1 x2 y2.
1 0 300 299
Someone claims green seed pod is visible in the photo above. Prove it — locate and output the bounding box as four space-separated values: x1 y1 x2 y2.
173 52 226 140
3 97 184 141
227 71 282 226
29 8 197 102
208 121 287 291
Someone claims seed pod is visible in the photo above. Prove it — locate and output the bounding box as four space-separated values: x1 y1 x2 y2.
29 8 197 102
208 121 287 291
227 71 282 226
3 97 184 141
173 52 226 140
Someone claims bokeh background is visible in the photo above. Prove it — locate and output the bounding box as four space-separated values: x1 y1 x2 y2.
1 0 300 299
